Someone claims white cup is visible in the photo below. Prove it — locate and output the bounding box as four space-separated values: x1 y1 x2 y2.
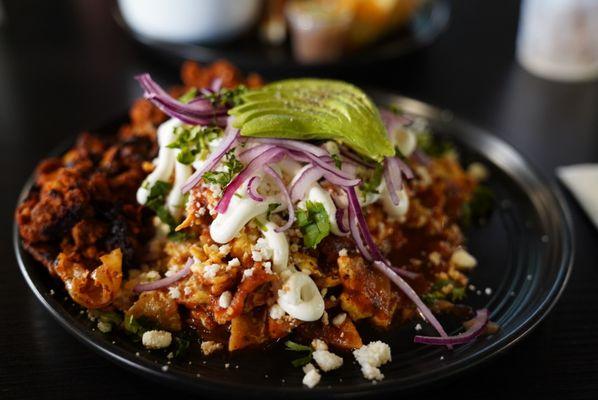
516 0 598 82
118 0 263 44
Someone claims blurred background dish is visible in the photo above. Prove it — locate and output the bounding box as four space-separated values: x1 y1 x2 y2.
117 0 263 44
114 0 450 69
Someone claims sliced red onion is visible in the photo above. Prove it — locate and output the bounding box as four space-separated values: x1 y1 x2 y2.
395 156 414 179
414 309 489 346
391 266 420 280
264 165 294 232
135 74 228 125
133 258 194 293
247 176 263 202
238 144 275 164
347 203 372 261
346 187 385 261
289 165 323 202
340 147 375 168
288 150 360 187
216 147 287 214
374 260 451 347
181 118 239 193
253 138 330 157
335 207 350 234
384 158 403 206
383 156 414 206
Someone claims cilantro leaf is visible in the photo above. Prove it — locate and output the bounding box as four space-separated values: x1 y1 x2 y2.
359 162 383 200
205 85 248 108
178 87 198 104
202 149 243 187
296 201 331 249
167 125 222 165
284 340 313 367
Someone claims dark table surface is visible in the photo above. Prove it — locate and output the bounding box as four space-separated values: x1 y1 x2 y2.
1 0 597 399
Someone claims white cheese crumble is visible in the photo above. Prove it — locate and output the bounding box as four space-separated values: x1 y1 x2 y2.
353 341 392 381
218 244 231 256
361 364 384 381
200 341 223 356
332 313 347 327
311 339 328 351
269 304 286 320
203 263 221 279
313 350 343 372
338 248 348 257
450 249 477 269
242 268 254 281
302 366 321 388
218 291 232 308
227 257 241 268
415 323 422 331
484 287 493 296
168 286 181 299
252 238 273 262
97 321 112 333
142 330 172 349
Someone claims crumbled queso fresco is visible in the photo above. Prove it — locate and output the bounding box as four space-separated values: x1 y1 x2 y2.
353 341 392 381
142 330 172 349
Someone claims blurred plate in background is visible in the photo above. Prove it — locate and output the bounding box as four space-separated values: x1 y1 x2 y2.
113 0 450 70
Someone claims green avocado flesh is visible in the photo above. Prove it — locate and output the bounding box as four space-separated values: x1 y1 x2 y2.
228 79 394 161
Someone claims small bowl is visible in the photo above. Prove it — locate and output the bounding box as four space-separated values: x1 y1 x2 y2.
117 0 263 44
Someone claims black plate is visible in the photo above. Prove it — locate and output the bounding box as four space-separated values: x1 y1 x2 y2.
114 1 450 70
14 93 573 397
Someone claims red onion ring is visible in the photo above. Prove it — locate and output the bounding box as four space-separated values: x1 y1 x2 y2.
238 144 275 164
181 118 239 193
135 74 228 125
373 260 451 348
384 158 403 206
247 176 263 202
133 258 194 293
414 309 489 346
289 165 323 202
340 147 376 168
391 266 420 280
253 138 329 157
264 165 294 232
335 207 350 234
216 147 287 214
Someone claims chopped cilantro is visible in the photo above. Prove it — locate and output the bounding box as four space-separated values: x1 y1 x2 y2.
167 125 222 165
167 230 194 242
423 278 467 305
124 314 146 336
178 87 198 104
284 340 313 367
359 162 383 200
331 153 342 169
205 85 248 108
145 181 177 229
296 201 331 249
202 149 243 187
